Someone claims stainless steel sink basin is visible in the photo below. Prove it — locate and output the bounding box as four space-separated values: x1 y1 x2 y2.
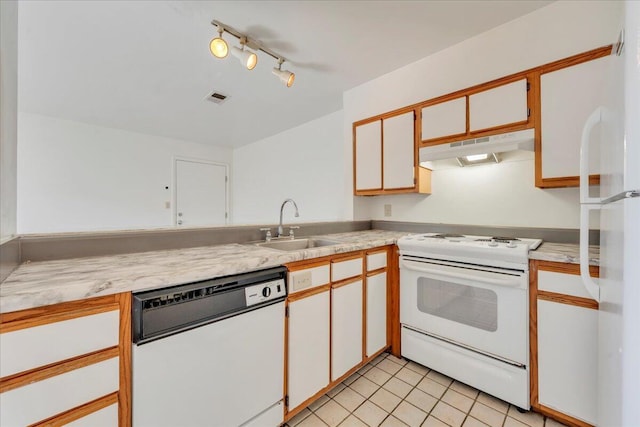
255 238 342 251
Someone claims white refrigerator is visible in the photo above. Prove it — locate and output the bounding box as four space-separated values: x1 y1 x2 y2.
579 1 640 425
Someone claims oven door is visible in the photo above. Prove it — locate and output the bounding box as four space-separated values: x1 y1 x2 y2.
400 255 528 365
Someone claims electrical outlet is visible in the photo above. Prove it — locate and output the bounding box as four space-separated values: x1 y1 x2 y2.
292 271 312 291
384 204 392 217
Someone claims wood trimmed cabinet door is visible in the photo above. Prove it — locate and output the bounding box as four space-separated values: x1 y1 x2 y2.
530 260 598 427
537 48 612 188
353 111 431 196
354 119 383 192
331 279 363 382
0 293 131 427
365 249 389 358
468 78 529 133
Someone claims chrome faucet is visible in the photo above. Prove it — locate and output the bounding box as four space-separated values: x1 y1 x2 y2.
277 199 299 237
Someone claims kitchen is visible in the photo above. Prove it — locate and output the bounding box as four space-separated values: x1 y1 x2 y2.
0 1 638 427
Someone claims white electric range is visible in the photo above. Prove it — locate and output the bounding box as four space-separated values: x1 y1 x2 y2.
397 233 541 410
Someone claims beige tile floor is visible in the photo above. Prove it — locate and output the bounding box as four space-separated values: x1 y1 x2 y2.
285 352 567 427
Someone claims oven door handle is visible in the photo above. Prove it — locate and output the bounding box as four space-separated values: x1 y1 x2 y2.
400 259 524 288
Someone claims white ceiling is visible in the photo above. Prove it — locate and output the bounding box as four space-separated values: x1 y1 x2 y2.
17 0 553 148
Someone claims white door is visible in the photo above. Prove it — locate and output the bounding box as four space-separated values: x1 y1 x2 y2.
354 120 382 191
331 280 363 381
175 159 227 226
469 79 528 131
366 272 387 357
287 291 330 410
383 112 415 189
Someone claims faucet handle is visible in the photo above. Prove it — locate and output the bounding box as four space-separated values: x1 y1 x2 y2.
288 226 300 239
259 228 272 242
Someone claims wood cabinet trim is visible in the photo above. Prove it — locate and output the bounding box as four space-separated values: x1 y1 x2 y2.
539 45 612 75
537 291 599 310
388 245 401 356
0 346 119 394
532 402 594 427
287 284 331 302
117 293 132 427
536 260 599 277
0 295 119 333
366 267 387 277
331 277 363 290
28 391 119 427
286 258 331 271
530 259 540 409
330 252 365 263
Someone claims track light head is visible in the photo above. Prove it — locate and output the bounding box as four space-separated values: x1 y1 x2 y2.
231 38 257 70
272 59 295 87
209 27 228 58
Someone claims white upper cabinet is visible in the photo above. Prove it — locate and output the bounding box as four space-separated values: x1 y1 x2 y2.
540 56 609 180
421 97 466 141
383 111 415 190
469 79 529 131
354 120 382 191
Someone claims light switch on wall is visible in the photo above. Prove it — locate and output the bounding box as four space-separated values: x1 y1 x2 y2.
384 204 392 217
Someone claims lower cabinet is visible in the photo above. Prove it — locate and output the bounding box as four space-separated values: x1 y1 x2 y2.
331 279 363 381
285 246 392 420
531 260 598 426
287 289 331 411
366 271 387 357
0 293 131 427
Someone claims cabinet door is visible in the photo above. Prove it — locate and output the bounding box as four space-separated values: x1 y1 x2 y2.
287 291 330 410
469 79 528 131
537 299 597 424
540 56 609 180
354 120 382 191
383 112 415 189
366 272 387 357
0 358 119 427
331 280 363 381
421 97 466 141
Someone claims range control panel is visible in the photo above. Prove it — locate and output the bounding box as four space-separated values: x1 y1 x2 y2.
245 278 287 307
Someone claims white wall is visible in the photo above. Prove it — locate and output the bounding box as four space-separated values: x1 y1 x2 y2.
1 1 19 242
344 0 622 228
232 110 346 225
17 113 233 233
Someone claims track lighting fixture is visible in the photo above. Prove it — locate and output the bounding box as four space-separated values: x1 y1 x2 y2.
230 37 257 70
210 19 296 87
209 26 228 58
272 59 295 87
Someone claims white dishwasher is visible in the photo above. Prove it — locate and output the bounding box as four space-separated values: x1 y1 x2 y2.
132 266 287 427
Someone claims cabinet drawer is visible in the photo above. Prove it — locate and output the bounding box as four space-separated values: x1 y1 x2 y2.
0 357 119 427
366 252 387 272
0 310 119 378
538 270 595 300
289 264 330 294
331 257 363 282
66 403 118 427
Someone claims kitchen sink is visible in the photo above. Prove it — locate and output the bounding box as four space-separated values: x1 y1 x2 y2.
255 238 342 251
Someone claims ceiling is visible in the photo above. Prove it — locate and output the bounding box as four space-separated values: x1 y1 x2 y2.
17 1 553 148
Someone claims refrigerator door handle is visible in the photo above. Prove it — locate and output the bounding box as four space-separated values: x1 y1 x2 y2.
580 106 603 204
601 189 640 204
579 204 600 302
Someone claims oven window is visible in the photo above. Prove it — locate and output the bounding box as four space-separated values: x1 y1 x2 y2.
417 278 497 332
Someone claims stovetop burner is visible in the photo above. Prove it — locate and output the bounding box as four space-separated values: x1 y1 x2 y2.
474 236 521 242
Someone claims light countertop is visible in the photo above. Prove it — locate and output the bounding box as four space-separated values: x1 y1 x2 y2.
0 231 598 314
0 230 407 313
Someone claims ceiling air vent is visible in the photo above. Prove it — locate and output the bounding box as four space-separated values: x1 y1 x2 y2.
205 91 229 105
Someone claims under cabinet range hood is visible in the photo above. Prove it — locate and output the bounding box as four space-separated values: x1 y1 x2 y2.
419 128 535 162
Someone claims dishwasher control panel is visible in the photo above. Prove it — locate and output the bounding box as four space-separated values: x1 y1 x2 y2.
245 279 286 306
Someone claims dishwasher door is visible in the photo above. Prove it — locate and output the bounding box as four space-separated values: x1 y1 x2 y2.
132 301 284 427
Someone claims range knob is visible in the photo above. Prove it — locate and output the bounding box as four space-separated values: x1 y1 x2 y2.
262 287 272 298
488 240 499 247
507 241 517 248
